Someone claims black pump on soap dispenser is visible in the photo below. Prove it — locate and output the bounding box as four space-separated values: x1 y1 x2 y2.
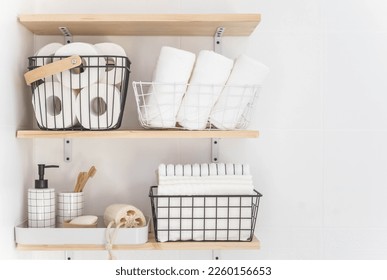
35 164 59 189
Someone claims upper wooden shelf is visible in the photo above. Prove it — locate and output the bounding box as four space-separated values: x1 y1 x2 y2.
18 14 261 36
16 130 259 139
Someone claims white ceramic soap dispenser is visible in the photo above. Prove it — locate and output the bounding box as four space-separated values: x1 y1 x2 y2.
28 164 59 228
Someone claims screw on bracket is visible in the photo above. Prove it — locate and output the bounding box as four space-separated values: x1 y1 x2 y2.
214 27 225 53
211 138 220 163
64 138 72 163
59 27 73 44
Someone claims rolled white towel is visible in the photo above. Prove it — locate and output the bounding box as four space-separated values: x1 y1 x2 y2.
177 50 233 130
143 47 196 128
210 55 269 129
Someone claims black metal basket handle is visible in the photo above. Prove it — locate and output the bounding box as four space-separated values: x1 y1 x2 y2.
24 55 82 86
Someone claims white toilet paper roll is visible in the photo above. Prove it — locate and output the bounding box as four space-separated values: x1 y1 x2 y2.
32 82 78 129
35 42 64 67
55 43 105 89
94 43 127 85
76 83 122 129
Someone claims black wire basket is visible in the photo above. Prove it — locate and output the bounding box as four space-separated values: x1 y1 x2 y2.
25 55 131 130
149 186 262 242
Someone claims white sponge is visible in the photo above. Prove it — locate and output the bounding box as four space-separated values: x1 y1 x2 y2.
70 215 98 225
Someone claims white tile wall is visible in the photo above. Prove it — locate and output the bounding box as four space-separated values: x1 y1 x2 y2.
247 32 323 130
324 229 387 259
324 132 387 228
324 32 387 130
3 0 387 260
221 131 324 228
323 0 387 32
0 0 34 259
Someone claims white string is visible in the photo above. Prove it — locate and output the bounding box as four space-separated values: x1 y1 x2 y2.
105 221 125 260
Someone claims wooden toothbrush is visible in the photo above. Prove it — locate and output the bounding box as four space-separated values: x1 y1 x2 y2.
78 166 97 192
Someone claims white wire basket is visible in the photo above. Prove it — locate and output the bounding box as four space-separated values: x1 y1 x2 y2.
132 81 261 130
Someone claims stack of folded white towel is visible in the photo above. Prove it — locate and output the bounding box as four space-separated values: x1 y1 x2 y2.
155 163 255 242
142 46 269 130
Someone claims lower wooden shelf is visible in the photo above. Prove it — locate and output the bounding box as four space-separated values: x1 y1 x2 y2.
15 218 260 251
16 232 260 251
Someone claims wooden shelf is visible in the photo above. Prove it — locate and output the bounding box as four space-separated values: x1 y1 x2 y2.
16 233 260 251
18 14 261 36
16 130 259 139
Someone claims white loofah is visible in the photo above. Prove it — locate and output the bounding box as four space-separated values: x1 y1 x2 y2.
103 204 146 228
103 204 146 260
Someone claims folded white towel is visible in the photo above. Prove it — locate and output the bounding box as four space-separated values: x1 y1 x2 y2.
159 175 253 184
210 55 269 129
175 164 183 176
166 164 175 176
158 164 166 177
155 162 255 242
158 163 250 177
200 163 209 176
142 47 196 128
156 196 253 242
177 50 233 130
158 175 254 196
234 163 243 175
183 164 192 176
192 163 201 176
209 163 218 176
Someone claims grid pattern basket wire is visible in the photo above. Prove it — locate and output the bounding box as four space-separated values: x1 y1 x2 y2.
133 81 261 130
28 55 131 130
149 186 262 242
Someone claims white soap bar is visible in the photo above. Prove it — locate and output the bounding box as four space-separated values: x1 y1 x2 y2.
70 215 98 225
